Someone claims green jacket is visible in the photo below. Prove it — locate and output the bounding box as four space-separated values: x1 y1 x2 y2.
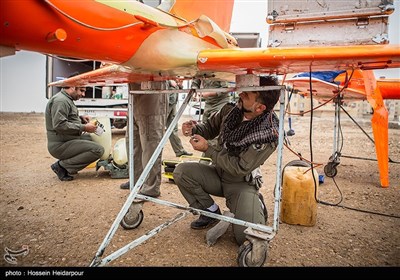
192 104 277 181
191 79 230 107
45 89 86 143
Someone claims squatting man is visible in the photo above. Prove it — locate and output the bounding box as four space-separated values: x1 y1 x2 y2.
173 75 280 245
45 83 104 181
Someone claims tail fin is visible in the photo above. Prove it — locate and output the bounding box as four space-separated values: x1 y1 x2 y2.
335 70 400 100
171 0 234 32
362 70 389 188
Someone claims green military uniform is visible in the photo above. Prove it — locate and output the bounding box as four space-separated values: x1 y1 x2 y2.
166 83 187 156
191 79 231 164
191 79 230 123
124 83 167 197
45 89 104 174
173 104 278 244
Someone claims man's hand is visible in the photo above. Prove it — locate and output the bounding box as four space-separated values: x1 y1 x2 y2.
84 123 97 133
182 120 197 137
201 92 216 98
80 115 90 124
190 134 208 152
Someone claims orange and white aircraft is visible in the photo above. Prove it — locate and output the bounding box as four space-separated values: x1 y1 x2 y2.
1 0 399 187
285 69 400 188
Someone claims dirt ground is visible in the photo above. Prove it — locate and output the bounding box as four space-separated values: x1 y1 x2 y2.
0 111 399 268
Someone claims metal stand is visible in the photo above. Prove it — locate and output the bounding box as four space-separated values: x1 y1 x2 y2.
324 95 343 178
89 83 286 267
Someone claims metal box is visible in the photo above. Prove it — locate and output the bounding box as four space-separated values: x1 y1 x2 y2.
267 0 394 47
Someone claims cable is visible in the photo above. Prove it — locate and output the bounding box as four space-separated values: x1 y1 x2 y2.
340 104 400 163
285 94 337 116
44 0 142 31
337 204 400 219
284 69 399 220
283 144 324 169
341 104 374 141
303 69 398 219
317 177 400 218
317 177 343 206
45 0 198 31
341 154 400 163
307 69 322 206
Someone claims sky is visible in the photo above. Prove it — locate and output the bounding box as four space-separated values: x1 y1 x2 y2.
231 0 269 47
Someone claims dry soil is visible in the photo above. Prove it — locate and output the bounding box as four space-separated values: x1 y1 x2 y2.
0 112 399 268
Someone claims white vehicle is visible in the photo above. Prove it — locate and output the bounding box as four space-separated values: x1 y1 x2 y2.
46 57 128 129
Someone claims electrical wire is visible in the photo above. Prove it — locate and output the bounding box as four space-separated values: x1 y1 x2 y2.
340 104 400 164
285 94 337 116
290 69 399 219
44 0 142 31
318 177 343 206
307 69 322 206
44 0 198 31
319 178 400 219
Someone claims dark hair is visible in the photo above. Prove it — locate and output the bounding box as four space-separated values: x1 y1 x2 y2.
256 76 280 112
63 72 80 89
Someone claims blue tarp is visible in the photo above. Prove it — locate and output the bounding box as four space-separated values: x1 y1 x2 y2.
293 70 346 85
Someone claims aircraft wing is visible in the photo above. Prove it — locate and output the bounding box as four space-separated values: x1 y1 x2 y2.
285 69 400 101
49 44 400 88
48 64 152 87
196 44 400 75
2 0 399 88
284 77 365 101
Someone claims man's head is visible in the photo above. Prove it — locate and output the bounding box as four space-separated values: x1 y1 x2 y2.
168 79 183 89
238 76 280 117
65 86 86 101
257 75 280 111
168 80 177 88
63 72 86 100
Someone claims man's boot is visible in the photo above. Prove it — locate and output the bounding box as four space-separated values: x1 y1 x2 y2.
190 207 222 229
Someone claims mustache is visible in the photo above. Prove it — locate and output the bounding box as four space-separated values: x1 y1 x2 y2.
237 98 253 113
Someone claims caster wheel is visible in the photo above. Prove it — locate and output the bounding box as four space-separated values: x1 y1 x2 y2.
120 209 144 230
324 163 337 178
237 241 267 267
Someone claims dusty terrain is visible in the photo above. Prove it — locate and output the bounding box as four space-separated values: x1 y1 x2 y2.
0 111 399 268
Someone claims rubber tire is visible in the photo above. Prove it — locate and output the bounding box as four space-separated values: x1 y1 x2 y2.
120 210 144 230
237 241 267 267
324 163 338 178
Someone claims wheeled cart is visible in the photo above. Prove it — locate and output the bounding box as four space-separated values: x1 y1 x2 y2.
89 75 287 267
